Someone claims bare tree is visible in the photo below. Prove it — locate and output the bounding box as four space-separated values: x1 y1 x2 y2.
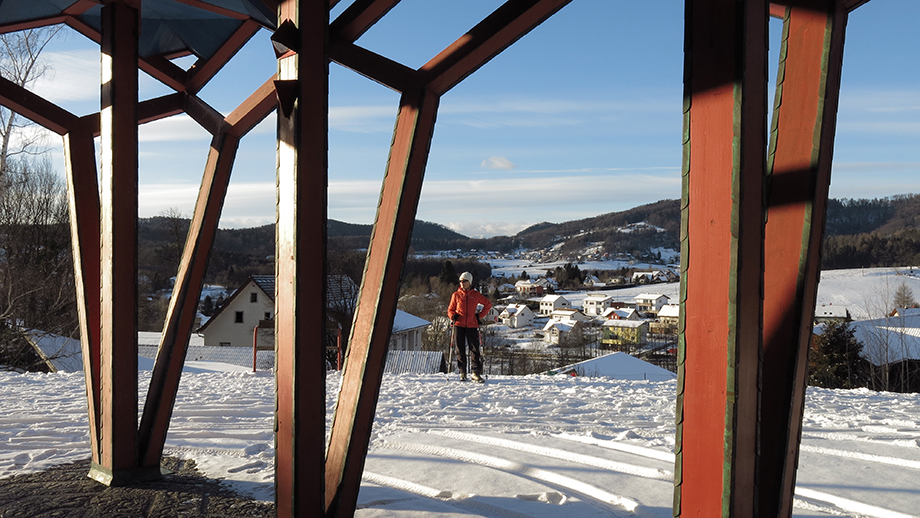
0 28 62 188
0 160 76 371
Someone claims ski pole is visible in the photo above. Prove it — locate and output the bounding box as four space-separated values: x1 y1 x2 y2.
447 324 456 381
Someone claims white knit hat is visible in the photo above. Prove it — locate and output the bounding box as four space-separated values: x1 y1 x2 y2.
459 272 473 283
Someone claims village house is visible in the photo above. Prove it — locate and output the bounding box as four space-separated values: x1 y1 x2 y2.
543 318 583 346
583 275 606 288
601 307 640 321
533 277 558 292
582 293 615 316
499 303 535 328
635 293 670 317
539 294 571 315
198 274 428 350
550 308 588 323
514 280 543 297
814 304 851 324
650 304 680 335
601 319 649 351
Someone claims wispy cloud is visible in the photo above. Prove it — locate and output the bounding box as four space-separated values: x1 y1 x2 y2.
330 105 397 133
481 156 515 170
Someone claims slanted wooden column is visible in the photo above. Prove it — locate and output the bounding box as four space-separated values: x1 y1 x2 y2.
324 87 439 518
675 0 769 516
274 1 329 516
760 2 848 517
63 122 102 465
91 0 150 486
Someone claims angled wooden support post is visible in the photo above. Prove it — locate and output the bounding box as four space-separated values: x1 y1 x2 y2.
138 85 278 470
63 120 102 464
760 2 848 517
90 0 151 486
325 87 440 518
137 127 240 467
675 0 769 516
274 0 329 516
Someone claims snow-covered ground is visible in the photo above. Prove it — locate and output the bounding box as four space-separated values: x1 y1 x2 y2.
4 366 920 517
6 266 920 517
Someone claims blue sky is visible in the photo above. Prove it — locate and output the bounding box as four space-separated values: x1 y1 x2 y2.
28 0 920 237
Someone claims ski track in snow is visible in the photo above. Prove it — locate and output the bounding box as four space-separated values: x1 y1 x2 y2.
4 370 920 516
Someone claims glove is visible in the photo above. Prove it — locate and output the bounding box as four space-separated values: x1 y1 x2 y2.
451 314 460 322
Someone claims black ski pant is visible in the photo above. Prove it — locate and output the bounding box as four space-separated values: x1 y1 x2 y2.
453 326 482 376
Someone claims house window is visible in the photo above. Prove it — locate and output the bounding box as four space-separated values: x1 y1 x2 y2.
235 311 244 323
265 312 272 320
219 342 231 347
250 292 258 303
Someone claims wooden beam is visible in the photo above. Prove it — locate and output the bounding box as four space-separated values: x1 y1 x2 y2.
761 3 847 516
325 86 439 518
91 0 149 486
137 129 242 468
226 77 278 137
63 120 102 465
0 75 80 135
675 0 768 516
186 20 262 94
421 0 572 95
274 1 329 517
330 0 402 42
329 38 418 93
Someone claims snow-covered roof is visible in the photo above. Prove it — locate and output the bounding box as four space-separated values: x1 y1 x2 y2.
658 304 680 318
26 331 82 373
636 293 669 301
815 305 849 319
541 294 567 303
602 319 646 329
585 293 613 301
543 320 577 333
548 351 675 381
392 310 430 333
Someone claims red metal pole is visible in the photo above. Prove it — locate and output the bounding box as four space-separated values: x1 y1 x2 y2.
761 3 848 517
253 325 258 373
676 0 768 516
274 1 329 516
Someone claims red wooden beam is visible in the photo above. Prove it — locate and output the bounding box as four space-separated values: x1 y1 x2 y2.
760 3 848 516
330 0 402 42
137 128 243 468
421 0 572 95
328 38 418 92
675 0 768 516
0 75 80 135
63 120 102 465
325 86 439 518
274 1 329 516
226 77 277 137
186 19 262 94
0 16 68 35
91 0 150 486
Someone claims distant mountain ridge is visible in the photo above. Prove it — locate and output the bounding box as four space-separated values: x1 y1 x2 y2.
138 194 920 281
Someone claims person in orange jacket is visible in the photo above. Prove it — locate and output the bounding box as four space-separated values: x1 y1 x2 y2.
447 271 492 382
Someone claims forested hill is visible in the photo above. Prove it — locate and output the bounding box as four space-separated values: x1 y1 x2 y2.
822 194 920 269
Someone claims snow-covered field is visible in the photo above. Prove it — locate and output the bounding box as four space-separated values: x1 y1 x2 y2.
6 266 920 517
4 367 920 517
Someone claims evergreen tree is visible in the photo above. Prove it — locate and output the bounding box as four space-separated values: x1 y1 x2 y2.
438 260 457 285
809 321 869 389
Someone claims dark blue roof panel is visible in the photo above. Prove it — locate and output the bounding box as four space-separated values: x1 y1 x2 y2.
0 0 276 61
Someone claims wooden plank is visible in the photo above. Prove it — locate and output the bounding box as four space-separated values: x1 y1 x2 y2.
274 1 329 516
330 0 402 42
676 0 768 516
187 20 261 94
760 3 847 517
325 86 438 518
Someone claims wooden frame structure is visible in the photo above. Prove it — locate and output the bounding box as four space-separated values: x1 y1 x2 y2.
0 0 876 516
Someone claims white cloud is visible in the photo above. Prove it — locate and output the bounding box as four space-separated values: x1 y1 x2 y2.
481 156 515 170
329 105 397 133
139 116 211 143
